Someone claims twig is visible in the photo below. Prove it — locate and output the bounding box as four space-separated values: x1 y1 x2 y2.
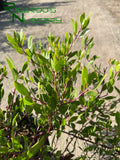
52 69 60 100
66 26 82 56
61 89 88 105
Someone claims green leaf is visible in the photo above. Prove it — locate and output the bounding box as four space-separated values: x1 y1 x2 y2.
54 57 65 72
22 34 25 46
37 54 51 66
94 74 107 90
109 66 114 78
14 81 30 96
69 116 78 122
80 28 89 37
30 77 34 83
81 66 88 88
6 56 15 71
6 34 18 47
33 104 42 114
80 50 85 60
80 12 85 24
21 61 29 73
48 96 57 110
67 51 77 60
74 21 78 35
71 19 75 34
11 68 18 81
59 104 68 114
86 90 98 97
6 57 18 80
12 113 18 126
115 112 120 126
27 135 46 158
104 96 116 100
65 32 69 44
69 33 74 43
71 62 80 78
0 146 8 153
115 64 120 72
25 49 32 58
115 86 120 95
82 17 90 30
20 29 23 42
28 36 33 50
23 96 34 105
8 93 13 105
43 66 53 81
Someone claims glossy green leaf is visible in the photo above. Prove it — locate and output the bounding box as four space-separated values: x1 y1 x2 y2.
86 90 98 97
74 21 78 35
6 57 18 81
25 49 32 58
27 135 46 158
59 104 68 114
11 68 18 81
71 62 80 77
81 66 88 88
6 34 18 47
22 61 29 74
80 28 89 37
65 32 69 44
22 34 25 46
14 81 30 96
80 50 85 60
80 12 85 24
115 64 120 72
69 116 78 122
28 36 33 50
115 86 120 95
82 17 90 30
115 112 120 126
37 54 51 66
6 56 15 71
54 58 65 72
94 74 107 90
23 96 34 105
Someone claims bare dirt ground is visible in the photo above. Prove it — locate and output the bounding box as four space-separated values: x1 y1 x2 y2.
0 0 120 158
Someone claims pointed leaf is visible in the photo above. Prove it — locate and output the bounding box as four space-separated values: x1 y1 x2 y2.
86 90 98 97
22 61 29 73
82 17 90 30
27 135 46 158
115 64 120 72
14 81 30 96
80 28 90 37
23 96 34 105
11 68 18 81
115 112 120 126
28 36 33 49
81 66 88 88
80 12 85 24
6 34 18 47
94 74 107 90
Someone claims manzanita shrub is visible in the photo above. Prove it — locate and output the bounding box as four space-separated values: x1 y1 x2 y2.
0 13 120 159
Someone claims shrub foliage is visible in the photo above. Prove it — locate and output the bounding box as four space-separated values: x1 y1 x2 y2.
0 13 120 159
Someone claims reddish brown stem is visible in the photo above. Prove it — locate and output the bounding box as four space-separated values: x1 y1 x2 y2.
66 26 82 56
52 69 60 100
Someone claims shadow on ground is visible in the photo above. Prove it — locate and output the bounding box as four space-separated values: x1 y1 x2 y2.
0 0 75 64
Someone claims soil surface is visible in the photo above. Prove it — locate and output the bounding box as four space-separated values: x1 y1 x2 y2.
0 0 120 158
